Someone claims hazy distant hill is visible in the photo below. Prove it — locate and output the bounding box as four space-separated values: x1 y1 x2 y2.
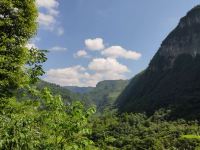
85 80 129 112
20 79 129 111
65 86 94 94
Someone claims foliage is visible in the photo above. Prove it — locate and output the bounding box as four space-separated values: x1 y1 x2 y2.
177 135 200 150
26 48 47 84
0 88 97 149
90 110 200 149
0 0 39 98
18 80 82 104
65 86 94 94
84 80 129 112
0 1 97 148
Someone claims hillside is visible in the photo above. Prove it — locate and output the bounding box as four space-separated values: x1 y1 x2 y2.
36 80 82 103
116 5 200 120
17 80 82 104
64 80 129 112
65 86 94 94
17 79 129 110
85 80 129 112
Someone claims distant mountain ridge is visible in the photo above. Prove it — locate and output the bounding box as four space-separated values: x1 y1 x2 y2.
84 80 129 112
64 86 94 94
65 80 129 112
116 5 200 120
32 80 129 112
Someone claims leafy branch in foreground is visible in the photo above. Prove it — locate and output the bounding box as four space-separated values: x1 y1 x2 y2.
0 88 97 150
0 89 95 150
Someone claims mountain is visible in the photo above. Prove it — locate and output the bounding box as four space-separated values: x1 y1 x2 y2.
116 5 200 120
65 86 94 94
18 79 129 110
85 80 129 112
39 80 129 110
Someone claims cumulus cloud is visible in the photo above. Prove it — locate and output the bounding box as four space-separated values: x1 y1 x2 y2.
36 0 64 35
38 13 56 27
85 38 105 51
87 58 129 85
45 66 87 86
44 37 143 87
36 0 59 11
44 58 129 87
101 46 142 60
49 46 67 52
88 58 129 73
74 50 88 58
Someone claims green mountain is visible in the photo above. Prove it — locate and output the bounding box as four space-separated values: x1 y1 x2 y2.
64 86 94 94
85 80 129 112
39 80 129 111
20 79 129 111
116 5 200 120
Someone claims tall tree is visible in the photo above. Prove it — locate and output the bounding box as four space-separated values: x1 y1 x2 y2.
0 0 44 98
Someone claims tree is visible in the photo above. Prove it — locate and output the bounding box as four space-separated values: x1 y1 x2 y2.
0 88 97 149
0 0 39 98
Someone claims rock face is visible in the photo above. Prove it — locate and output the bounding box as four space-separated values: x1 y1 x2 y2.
150 5 200 70
116 5 200 120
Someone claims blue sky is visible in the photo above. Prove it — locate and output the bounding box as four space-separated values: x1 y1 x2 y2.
32 0 200 87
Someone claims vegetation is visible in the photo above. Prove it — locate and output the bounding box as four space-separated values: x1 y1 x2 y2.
65 86 94 94
0 0 38 97
0 0 96 149
1 1 200 149
0 89 96 149
90 110 200 150
85 80 129 112
17 80 82 104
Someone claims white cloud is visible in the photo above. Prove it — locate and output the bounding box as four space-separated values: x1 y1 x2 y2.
44 37 143 86
45 66 87 86
88 58 129 73
49 46 67 52
85 38 105 51
101 46 142 60
86 58 130 86
38 12 55 27
36 0 59 10
74 50 88 58
36 0 64 35
45 58 129 87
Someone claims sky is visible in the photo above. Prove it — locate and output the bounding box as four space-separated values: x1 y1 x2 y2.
31 0 200 87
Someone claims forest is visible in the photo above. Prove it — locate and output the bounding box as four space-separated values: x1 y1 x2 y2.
1 0 200 150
